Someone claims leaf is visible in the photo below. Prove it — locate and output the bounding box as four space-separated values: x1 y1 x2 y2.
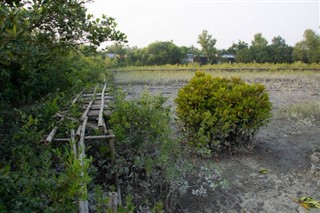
258 169 268 174
299 196 320 209
293 196 320 210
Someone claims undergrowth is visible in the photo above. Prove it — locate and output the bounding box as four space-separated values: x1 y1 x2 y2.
277 101 320 126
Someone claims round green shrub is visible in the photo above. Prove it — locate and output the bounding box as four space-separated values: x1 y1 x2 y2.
175 71 272 153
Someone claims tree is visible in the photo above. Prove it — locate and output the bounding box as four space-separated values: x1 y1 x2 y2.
197 30 217 64
145 41 182 65
226 40 252 63
250 33 271 63
270 36 293 63
293 29 320 63
0 0 126 105
228 40 249 54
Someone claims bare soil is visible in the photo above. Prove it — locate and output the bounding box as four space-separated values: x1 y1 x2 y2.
116 75 320 213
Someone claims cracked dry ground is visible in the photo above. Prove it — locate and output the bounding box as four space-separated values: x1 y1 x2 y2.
118 75 320 213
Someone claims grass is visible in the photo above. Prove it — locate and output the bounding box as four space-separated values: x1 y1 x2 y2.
277 101 320 126
112 67 320 85
111 64 320 127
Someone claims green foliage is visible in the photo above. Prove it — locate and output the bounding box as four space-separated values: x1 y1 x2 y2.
293 29 320 63
175 71 272 153
0 90 92 212
109 89 183 209
198 30 217 64
110 89 170 148
0 0 126 107
145 41 183 65
0 140 91 212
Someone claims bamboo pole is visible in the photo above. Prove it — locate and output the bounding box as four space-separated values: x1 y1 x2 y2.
72 93 81 105
52 135 115 142
44 117 64 145
76 125 82 140
108 192 118 213
80 84 99 121
79 117 89 213
55 113 99 130
71 129 77 159
98 83 107 127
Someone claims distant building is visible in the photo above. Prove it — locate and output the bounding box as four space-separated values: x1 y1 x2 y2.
194 55 208 65
105 53 117 59
221 53 236 63
182 53 195 64
182 54 208 65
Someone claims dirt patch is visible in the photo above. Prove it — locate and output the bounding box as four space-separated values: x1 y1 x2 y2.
116 76 320 212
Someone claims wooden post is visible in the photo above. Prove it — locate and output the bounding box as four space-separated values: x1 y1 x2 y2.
79 117 89 213
71 129 77 159
108 192 118 213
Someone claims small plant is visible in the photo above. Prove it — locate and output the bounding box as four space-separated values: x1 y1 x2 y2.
175 71 272 154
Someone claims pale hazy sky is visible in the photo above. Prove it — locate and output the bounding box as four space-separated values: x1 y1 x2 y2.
86 0 320 49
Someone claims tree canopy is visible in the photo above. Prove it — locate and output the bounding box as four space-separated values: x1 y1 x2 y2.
197 30 217 64
0 0 126 106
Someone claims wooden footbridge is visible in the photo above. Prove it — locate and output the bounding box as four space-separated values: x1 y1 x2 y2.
43 82 119 213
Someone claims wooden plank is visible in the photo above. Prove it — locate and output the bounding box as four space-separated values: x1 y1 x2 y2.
88 110 100 117
94 99 111 104
90 104 107 110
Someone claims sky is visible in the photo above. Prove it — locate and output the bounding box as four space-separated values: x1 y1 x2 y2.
85 0 320 49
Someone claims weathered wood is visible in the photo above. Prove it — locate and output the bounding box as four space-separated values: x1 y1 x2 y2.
81 99 94 121
80 84 99 121
88 110 100 117
90 104 107 110
72 93 81 105
71 129 77 159
51 134 115 142
45 126 58 145
76 125 82 140
85 135 115 140
87 110 111 118
56 113 99 130
79 116 89 213
45 117 64 145
94 100 111 105
98 83 107 127
108 192 118 213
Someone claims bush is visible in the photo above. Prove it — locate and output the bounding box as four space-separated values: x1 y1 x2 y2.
175 71 272 154
109 89 184 209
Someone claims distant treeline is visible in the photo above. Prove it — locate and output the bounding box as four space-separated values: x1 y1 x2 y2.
101 29 320 67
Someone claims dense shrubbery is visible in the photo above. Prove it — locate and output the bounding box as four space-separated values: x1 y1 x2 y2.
175 71 272 154
0 94 92 212
109 89 184 209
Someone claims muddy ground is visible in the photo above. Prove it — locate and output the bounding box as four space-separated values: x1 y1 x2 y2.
115 75 320 213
